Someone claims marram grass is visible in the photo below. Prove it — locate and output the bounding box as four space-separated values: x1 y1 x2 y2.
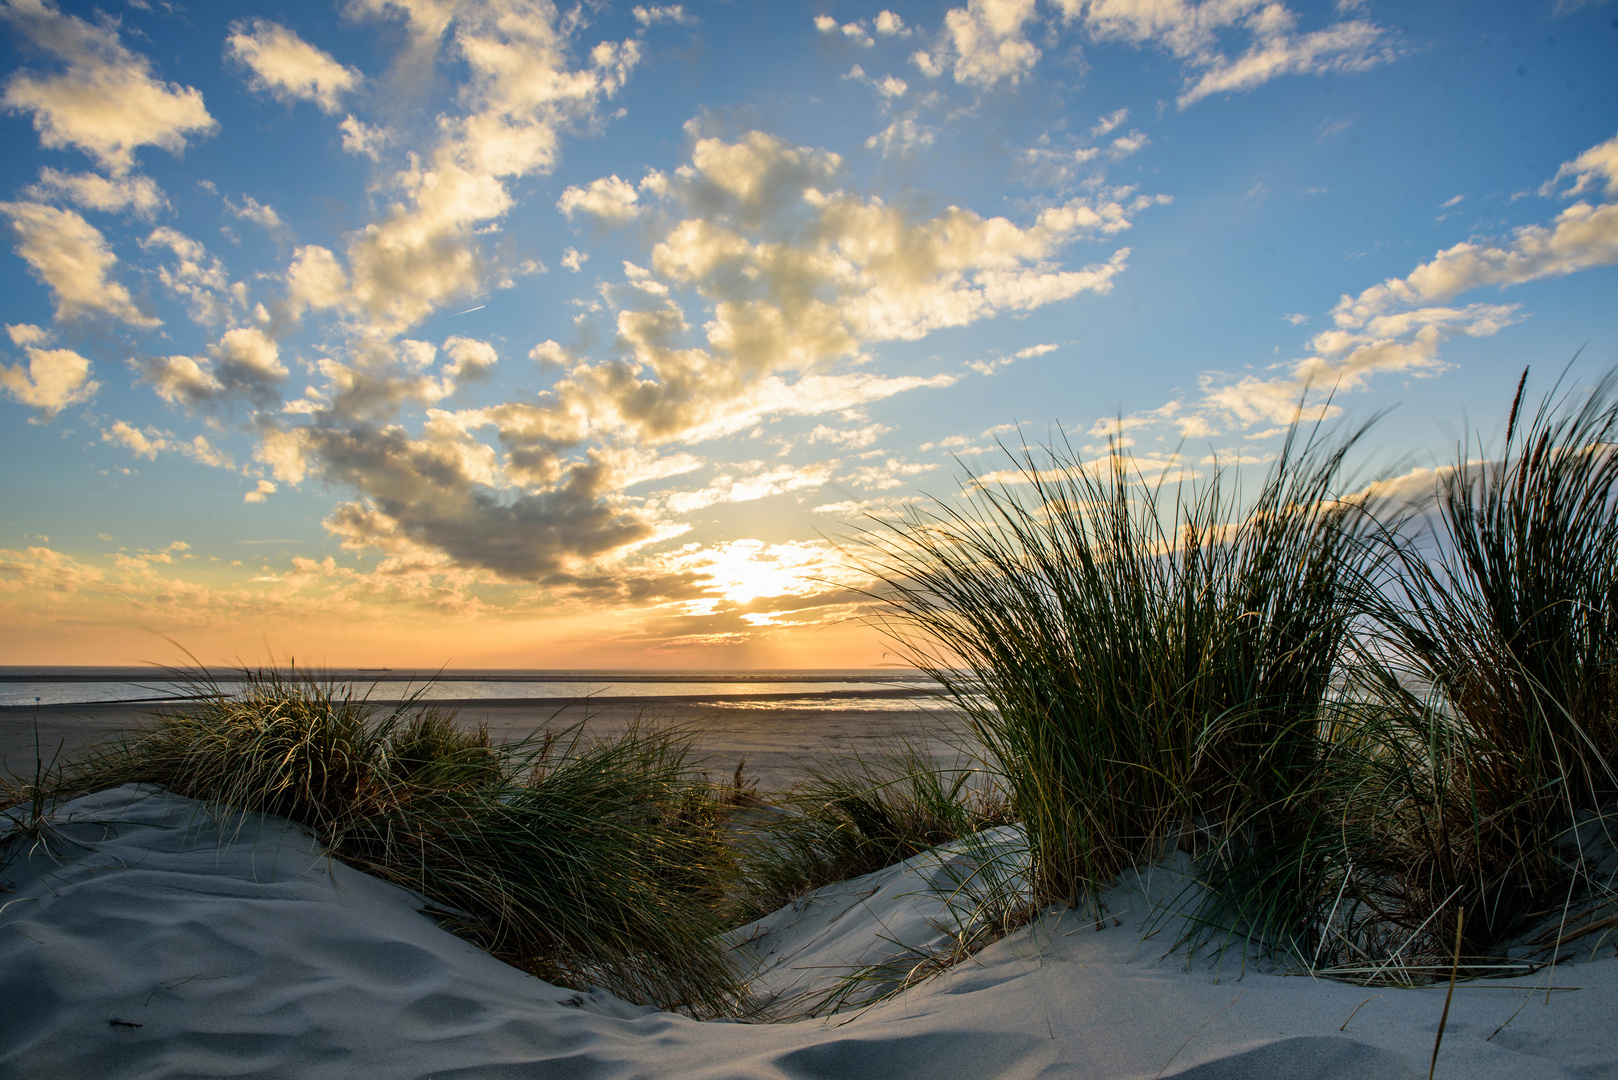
43 669 746 1016
725 734 1012 924
1341 365 1618 960
854 414 1382 944
856 367 1618 974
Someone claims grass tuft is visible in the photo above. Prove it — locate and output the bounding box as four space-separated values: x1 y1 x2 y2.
855 414 1379 948
1340 364 1618 960
726 736 1012 924
43 667 746 1015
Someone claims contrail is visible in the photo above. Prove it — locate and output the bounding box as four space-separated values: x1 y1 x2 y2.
450 304 486 316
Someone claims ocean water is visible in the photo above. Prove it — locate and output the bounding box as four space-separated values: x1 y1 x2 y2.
0 667 938 709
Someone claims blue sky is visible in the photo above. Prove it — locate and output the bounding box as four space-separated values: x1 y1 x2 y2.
2 0 1616 668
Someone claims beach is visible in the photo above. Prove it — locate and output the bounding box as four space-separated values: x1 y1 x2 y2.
0 689 969 792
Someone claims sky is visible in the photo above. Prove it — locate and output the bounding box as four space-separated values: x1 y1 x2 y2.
0 0 1615 670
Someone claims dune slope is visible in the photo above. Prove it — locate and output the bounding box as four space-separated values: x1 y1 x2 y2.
1 786 1613 1079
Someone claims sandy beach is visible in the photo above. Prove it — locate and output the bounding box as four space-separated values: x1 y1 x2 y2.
4 784 1615 1079
0 692 970 792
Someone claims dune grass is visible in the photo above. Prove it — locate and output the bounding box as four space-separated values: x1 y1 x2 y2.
726 735 1012 924
854 417 1381 941
41 669 746 1015
856 368 1618 976
1336 366 1618 962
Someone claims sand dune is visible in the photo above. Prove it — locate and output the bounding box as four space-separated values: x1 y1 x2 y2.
2 786 1614 1079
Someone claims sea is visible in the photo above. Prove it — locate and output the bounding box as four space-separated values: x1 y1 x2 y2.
0 667 941 712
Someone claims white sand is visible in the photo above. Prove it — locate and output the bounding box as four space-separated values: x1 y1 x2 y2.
3 785 1615 1079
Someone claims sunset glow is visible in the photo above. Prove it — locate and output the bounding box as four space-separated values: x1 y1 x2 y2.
2 0 1616 668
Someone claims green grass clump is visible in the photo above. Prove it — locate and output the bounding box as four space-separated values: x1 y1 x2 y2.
727 737 1012 924
854 367 1618 977
1342 367 1618 959
51 669 744 1015
857 417 1377 937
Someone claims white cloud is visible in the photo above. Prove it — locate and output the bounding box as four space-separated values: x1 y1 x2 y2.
936 0 1042 87
649 133 1148 357
1 0 215 174
561 246 588 271
810 495 924 520
910 49 946 78
659 463 830 515
339 114 389 160
101 421 232 469
387 129 1147 521
143 226 246 326
334 0 642 336
255 426 311 484
1091 107 1128 137
1202 302 1521 428
1018 119 1153 189
226 194 283 231
684 131 842 212
529 339 570 366
284 245 349 317
1064 0 1395 108
183 434 233 469
102 419 167 458
1172 132 1618 436
1333 205 1618 325
134 353 224 409
0 200 157 325
245 479 277 503
1177 19 1393 107
0 344 97 418
866 114 938 156
875 11 911 36
0 545 104 594
841 456 938 490
633 5 693 27
1086 399 1191 439
814 15 874 47
970 341 1058 375
216 326 287 383
1539 130 1618 200
442 335 498 377
227 19 361 113
6 323 49 346
557 174 642 224
129 102 1158 591
1318 117 1352 143
133 325 287 410
1109 131 1148 157
807 423 891 449
26 167 167 218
